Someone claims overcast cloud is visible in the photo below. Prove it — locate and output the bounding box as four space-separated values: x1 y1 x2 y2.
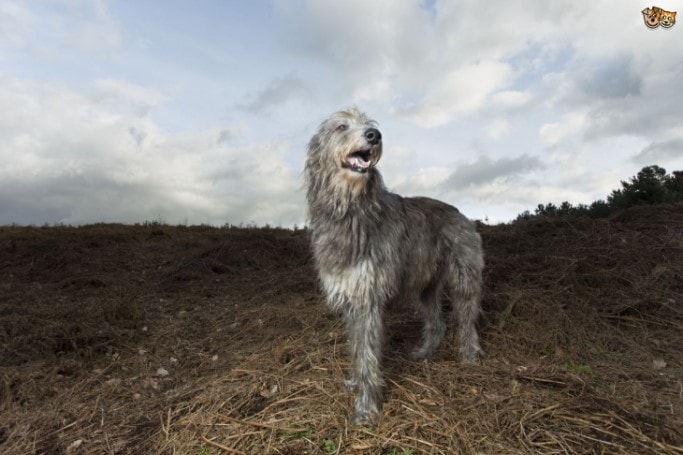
1 0 682 226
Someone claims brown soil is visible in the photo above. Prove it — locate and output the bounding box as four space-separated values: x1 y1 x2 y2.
1 204 682 454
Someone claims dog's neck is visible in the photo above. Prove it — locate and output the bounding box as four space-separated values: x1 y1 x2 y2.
306 167 385 223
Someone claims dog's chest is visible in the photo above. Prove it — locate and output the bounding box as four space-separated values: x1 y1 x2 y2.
322 255 369 284
311 211 399 308
320 259 381 309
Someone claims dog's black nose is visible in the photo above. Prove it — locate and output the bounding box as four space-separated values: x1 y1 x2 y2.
364 128 382 145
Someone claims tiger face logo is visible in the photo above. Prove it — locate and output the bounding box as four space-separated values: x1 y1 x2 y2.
659 9 677 28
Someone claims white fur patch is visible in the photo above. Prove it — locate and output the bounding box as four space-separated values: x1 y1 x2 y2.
321 259 377 311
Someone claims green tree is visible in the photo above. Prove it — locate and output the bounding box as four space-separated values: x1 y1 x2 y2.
663 170 683 201
608 165 670 208
557 201 574 217
515 210 533 222
587 199 611 218
535 202 558 217
572 203 589 217
514 164 681 223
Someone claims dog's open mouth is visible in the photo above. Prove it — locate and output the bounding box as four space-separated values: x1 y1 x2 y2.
343 150 373 173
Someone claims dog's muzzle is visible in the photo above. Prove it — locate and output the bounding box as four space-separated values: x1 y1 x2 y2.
343 128 382 174
344 150 374 173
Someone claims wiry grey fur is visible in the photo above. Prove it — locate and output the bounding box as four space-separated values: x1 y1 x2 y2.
305 107 484 426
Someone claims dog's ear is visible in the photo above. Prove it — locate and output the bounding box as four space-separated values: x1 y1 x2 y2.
307 132 322 157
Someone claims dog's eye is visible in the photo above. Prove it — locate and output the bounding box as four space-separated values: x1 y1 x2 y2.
336 124 348 132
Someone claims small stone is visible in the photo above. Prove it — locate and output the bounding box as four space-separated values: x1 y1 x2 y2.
66 439 83 453
156 367 170 377
653 359 667 369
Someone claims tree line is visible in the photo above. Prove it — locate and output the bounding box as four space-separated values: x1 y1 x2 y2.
516 165 683 221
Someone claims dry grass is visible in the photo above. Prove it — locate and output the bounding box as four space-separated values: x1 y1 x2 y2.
0 204 682 454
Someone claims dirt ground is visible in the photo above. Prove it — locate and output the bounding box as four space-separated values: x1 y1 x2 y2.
0 204 682 454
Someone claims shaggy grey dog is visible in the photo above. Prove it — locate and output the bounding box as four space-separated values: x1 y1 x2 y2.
305 107 484 426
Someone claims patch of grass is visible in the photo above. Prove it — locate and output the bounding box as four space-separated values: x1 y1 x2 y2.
565 361 596 381
321 438 338 454
539 346 553 357
384 449 415 455
283 423 312 441
197 446 211 455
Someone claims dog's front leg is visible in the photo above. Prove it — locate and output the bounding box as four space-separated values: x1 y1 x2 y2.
345 302 385 426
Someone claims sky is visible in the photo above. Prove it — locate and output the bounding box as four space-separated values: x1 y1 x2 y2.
1 0 682 227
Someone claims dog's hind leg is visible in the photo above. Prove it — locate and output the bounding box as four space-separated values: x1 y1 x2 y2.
345 303 385 426
450 263 483 364
411 282 446 361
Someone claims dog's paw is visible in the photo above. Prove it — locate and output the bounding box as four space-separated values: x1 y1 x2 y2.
460 347 485 364
352 398 380 426
351 407 379 426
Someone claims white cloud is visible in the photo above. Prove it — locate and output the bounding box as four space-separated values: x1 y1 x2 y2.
490 91 532 110
393 166 453 195
217 124 248 145
1 0 124 56
3 1 683 227
442 155 544 190
0 78 304 226
396 61 514 127
539 112 586 148
278 0 432 105
63 0 123 53
634 139 683 166
486 118 511 140
0 1 36 48
238 75 312 114
94 78 167 108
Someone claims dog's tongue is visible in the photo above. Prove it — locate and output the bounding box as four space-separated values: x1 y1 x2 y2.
348 155 371 169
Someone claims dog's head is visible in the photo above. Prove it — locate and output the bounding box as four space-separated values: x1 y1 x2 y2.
307 107 383 178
